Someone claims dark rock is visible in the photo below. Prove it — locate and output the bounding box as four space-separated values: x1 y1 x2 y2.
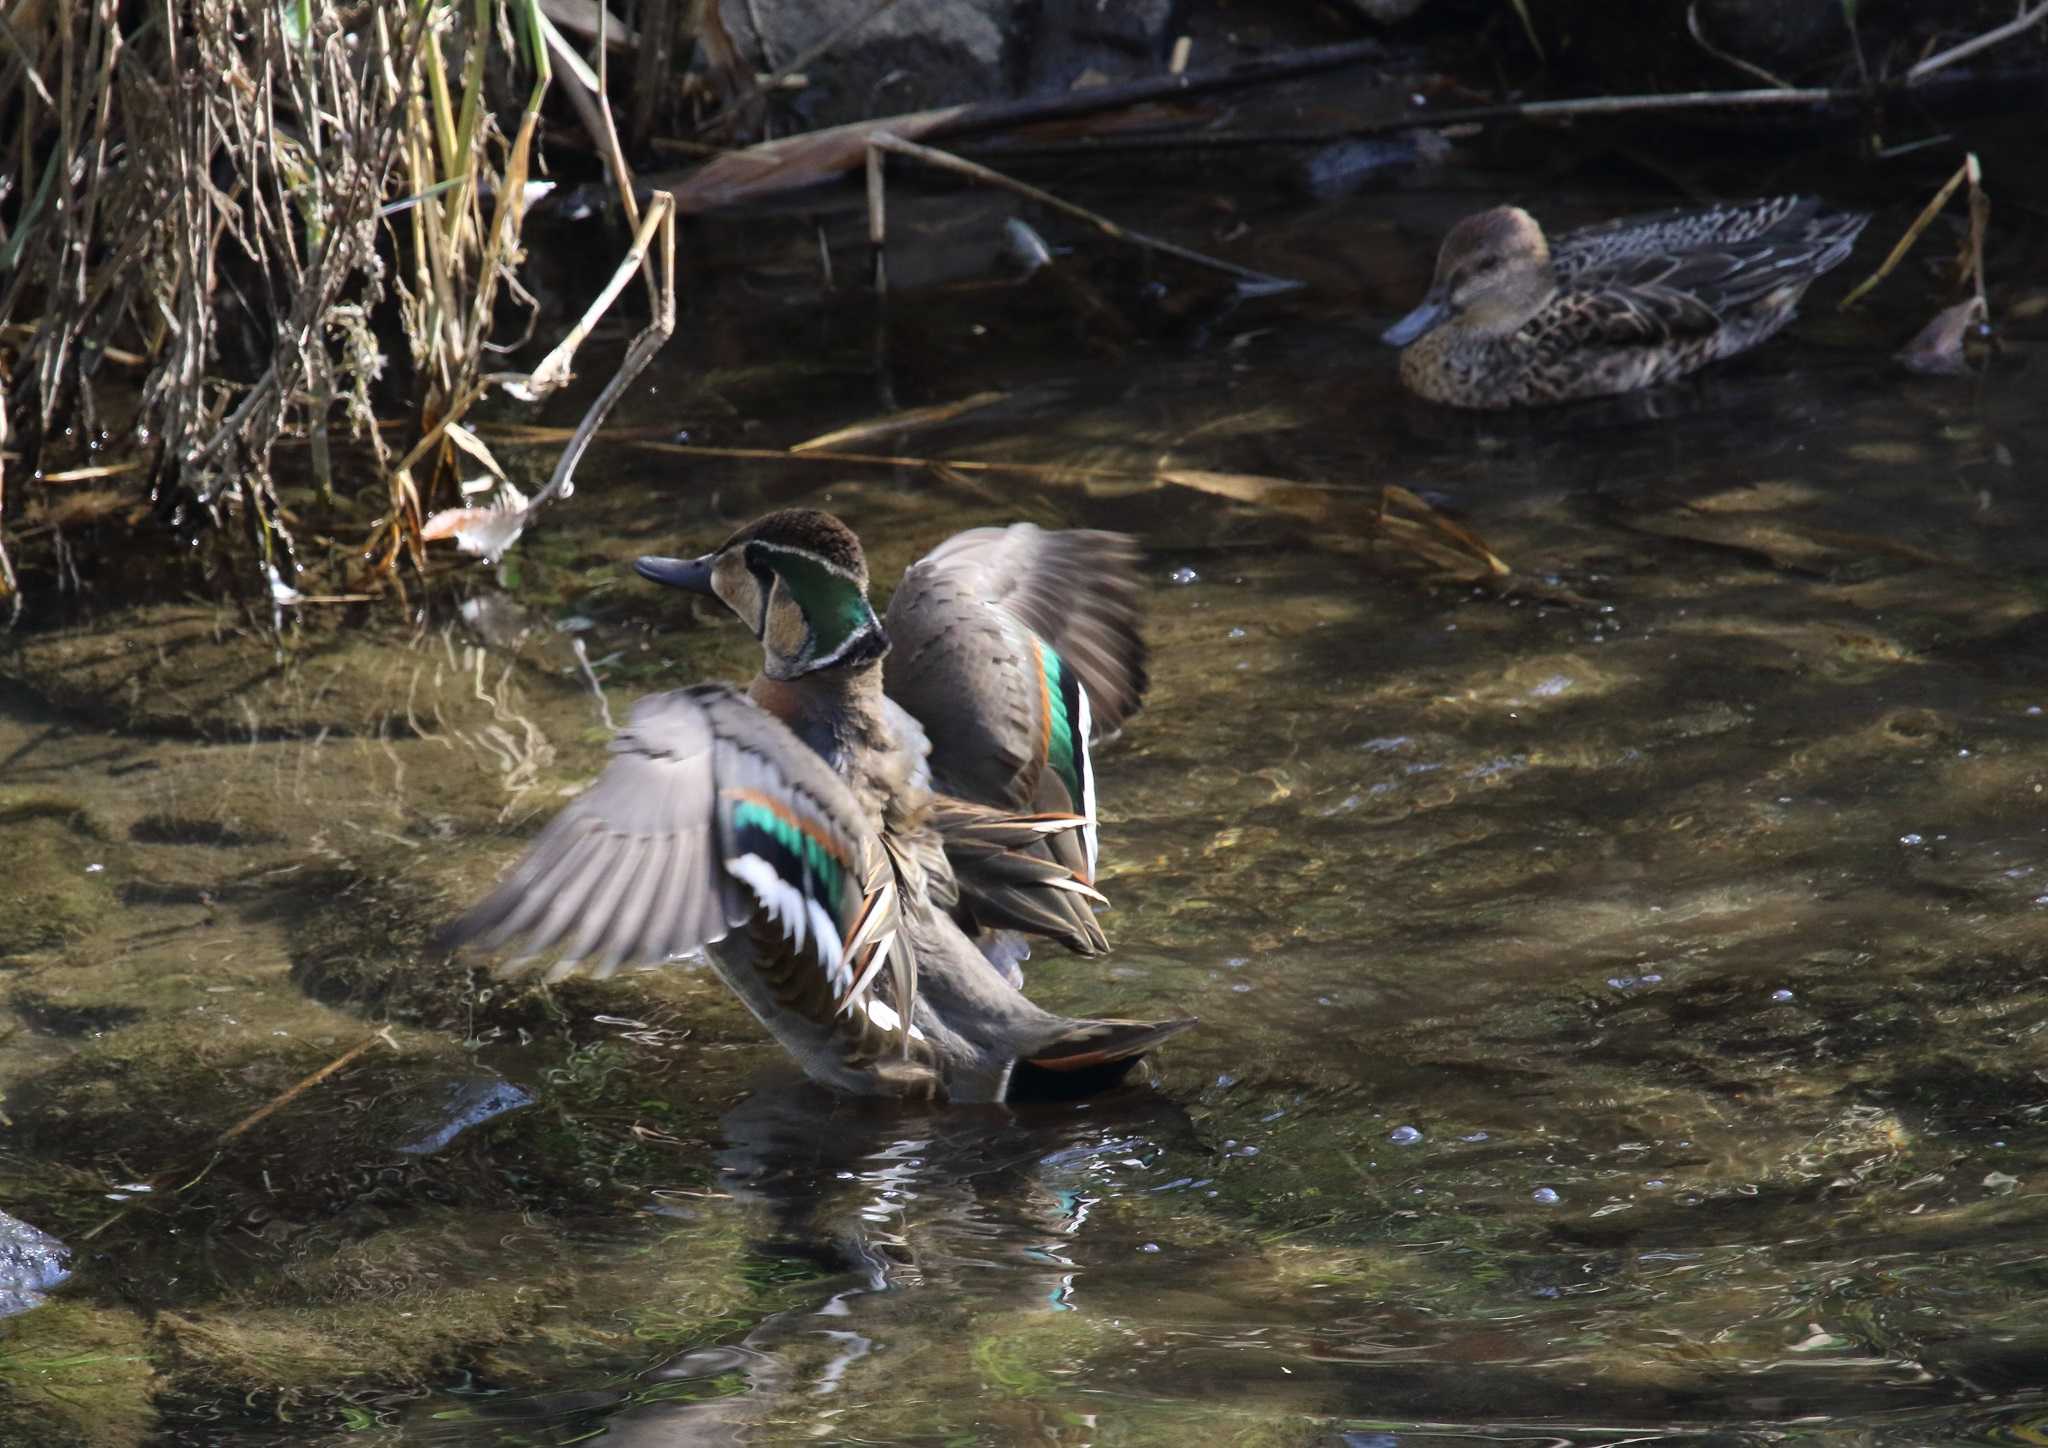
711 0 1181 131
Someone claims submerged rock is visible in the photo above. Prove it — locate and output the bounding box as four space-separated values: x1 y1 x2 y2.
0 1208 72 1318
392 1074 537 1155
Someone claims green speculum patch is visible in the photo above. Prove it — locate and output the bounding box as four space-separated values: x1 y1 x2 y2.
730 796 845 907
1042 644 1083 805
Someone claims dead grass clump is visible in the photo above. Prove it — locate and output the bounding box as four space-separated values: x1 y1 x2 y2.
0 0 561 616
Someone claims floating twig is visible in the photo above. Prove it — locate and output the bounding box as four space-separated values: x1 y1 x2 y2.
966 86 1857 160
791 392 1009 453
865 132 1300 292
627 437 1378 492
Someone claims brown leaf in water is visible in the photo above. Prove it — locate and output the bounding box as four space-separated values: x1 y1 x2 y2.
656 107 970 213
1896 297 1988 376
1381 485 1510 577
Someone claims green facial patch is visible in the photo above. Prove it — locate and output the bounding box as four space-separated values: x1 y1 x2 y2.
756 546 875 659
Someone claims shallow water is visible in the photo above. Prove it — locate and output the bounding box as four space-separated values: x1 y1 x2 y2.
4 151 2048 1446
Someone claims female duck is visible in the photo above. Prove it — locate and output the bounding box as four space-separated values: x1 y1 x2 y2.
447 509 1192 1103
1383 197 1869 408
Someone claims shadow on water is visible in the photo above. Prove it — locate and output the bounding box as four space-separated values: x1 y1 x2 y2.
4 121 2048 1446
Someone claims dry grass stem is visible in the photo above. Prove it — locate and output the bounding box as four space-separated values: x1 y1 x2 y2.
1839 154 1989 312
791 392 1010 453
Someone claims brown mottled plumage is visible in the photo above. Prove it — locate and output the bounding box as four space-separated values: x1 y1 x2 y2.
446 510 1190 1103
1383 197 1870 408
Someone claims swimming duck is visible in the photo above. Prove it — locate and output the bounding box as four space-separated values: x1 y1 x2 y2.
1382 196 1870 408
447 509 1193 1103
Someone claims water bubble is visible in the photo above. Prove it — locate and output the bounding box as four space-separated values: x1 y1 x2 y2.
1771 988 1795 1002
1169 566 1199 585
1139 1242 1161 1253
1214 1074 1237 1088
1389 1125 1422 1145
2029 706 2044 717
1900 833 1924 846
1227 626 1247 639
84 863 105 874
1460 1131 1489 1143
1531 1187 1560 1205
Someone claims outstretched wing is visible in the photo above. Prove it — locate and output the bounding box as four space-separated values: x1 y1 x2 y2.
882 525 1148 884
446 684 900 1021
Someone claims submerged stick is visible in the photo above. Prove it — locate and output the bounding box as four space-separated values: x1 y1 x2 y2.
216 1035 385 1145
791 391 1009 453
866 133 1300 291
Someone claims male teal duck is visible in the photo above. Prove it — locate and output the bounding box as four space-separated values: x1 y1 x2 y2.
447 509 1193 1103
1382 196 1870 408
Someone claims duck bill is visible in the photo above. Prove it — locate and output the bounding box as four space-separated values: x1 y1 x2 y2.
1381 293 1449 347
634 554 717 595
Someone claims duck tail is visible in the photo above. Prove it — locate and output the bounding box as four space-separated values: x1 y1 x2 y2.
1007 1016 1198 1102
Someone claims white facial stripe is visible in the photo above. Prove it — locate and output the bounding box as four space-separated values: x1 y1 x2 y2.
750 541 862 584
805 617 883 671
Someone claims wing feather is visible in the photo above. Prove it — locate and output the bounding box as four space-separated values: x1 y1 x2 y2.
445 684 897 1020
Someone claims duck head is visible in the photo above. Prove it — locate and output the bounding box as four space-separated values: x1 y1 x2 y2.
636 509 888 680
1381 205 1555 346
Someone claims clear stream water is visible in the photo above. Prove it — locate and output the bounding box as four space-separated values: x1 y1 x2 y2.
3 148 2047 1446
